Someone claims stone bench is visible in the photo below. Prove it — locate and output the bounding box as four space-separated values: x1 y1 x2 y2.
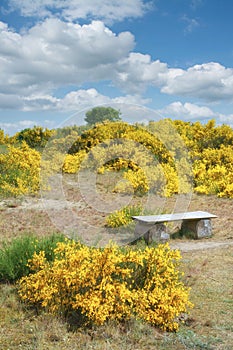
132 211 217 244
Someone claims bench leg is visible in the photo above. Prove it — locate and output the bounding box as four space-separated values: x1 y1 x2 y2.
134 221 154 238
145 224 169 244
134 222 169 244
181 219 212 239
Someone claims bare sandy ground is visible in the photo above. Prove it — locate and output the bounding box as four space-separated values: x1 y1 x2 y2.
1 189 233 251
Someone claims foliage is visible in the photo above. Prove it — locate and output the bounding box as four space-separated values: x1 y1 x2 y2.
105 204 143 227
62 151 87 173
0 142 41 197
192 145 233 197
55 125 87 138
0 233 66 283
2 118 233 198
85 106 121 125
0 144 7 155
172 119 233 197
112 163 180 197
115 168 150 195
2 239 232 349
18 241 193 331
0 129 4 144
0 128 9 145
15 126 55 149
172 119 233 152
68 121 171 163
64 121 181 196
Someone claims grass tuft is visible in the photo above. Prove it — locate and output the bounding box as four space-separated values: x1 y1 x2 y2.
0 233 66 283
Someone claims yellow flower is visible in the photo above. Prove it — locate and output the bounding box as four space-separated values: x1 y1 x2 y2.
18 240 193 331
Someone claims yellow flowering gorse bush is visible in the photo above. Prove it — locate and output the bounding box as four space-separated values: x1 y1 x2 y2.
3 118 233 198
105 204 142 227
18 240 193 331
62 151 87 173
0 142 41 197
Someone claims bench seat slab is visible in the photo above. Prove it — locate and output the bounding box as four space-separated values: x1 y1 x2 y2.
132 211 217 243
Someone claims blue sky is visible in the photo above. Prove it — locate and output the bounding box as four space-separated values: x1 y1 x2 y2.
1 0 233 135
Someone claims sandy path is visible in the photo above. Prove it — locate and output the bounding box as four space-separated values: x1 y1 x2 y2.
1 194 233 251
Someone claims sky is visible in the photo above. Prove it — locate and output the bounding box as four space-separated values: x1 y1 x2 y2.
1 0 233 135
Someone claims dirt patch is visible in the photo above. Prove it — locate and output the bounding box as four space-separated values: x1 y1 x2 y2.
1 191 233 349
169 239 233 252
0 192 233 249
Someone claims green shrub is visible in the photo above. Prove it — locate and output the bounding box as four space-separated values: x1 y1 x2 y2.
0 233 66 283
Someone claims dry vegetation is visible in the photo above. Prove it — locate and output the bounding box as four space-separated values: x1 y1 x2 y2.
0 193 233 349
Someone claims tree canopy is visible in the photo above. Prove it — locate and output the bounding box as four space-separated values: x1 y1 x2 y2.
84 106 121 125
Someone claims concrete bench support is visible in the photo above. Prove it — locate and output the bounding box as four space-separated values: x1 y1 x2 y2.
132 211 217 244
135 221 169 244
181 218 213 239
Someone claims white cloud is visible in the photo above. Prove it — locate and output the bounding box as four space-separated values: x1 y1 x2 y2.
114 52 168 93
0 18 134 96
22 94 59 111
7 0 153 23
20 88 149 113
113 54 233 103
1 17 233 111
17 120 38 128
161 62 233 102
59 89 108 111
159 101 215 120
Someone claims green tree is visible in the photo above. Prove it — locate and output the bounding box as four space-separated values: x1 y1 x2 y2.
84 106 121 125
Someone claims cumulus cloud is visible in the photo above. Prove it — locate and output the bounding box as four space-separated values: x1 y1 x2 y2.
7 0 153 23
0 86 150 115
156 102 233 131
0 18 134 96
161 62 233 102
22 94 59 111
1 17 233 112
159 101 215 120
114 54 233 103
114 52 168 93
20 88 149 113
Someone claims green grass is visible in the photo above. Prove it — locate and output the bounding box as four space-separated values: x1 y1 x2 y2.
0 289 225 350
0 282 222 350
0 233 66 283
